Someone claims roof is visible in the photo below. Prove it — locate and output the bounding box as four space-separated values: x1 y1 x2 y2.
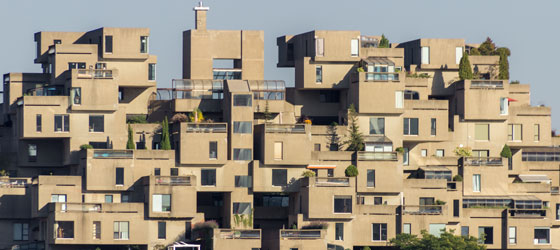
518 175 550 183
363 57 394 66
226 80 250 92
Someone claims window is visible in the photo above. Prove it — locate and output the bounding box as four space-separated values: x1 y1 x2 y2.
113 221 129 240
351 39 359 57
534 124 540 141
403 224 411 234
534 227 550 244
395 91 404 108
255 195 289 207
431 118 436 136
478 227 493 244
372 223 387 241
121 195 129 203
429 224 446 237
404 90 419 100
89 142 107 149
54 114 70 132
435 149 444 157
148 63 156 81
500 97 508 115
316 38 324 57
154 168 161 176
55 221 74 239
508 124 522 141
369 118 385 135
170 168 179 176
70 87 81 105
272 169 287 186
52 194 67 203
327 169 334 177
209 141 218 159
201 169 216 186
453 200 460 217
461 226 469 237
233 121 252 134
68 62 86 70
233 148 251 161
509 226 516 244
335 223 344 241
473 174 481 192
233 202 251 214
105 195 113 203
93 221 101 239
233 94 252 106
314 143 321 151
334 196 352 213
89 115 104 132
374 197 383 205
421 46 430 64
116 168 124 185
13 223 29 240
403 147 409 165
455 47 463 64
54 39 62 44
185 222 192 240
316 65 322 83
28 144 37 162
421 149 427 157
152 194 171 212
105 36 113 53
36 114 42 132
158 221 166 239
403 118 419 135
475 124 489 141
95 62 107 69
556 203 560 220
274 142 283 160
140 36 149 53
473 150 489 157
367 170 375 187
319 90 339 103
235 176 252 188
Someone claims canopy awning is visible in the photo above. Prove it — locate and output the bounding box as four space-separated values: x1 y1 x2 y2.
307 165 336 169
363 57 395 66
518 175 551 183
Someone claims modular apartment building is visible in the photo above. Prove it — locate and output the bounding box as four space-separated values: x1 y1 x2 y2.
1 3 560 250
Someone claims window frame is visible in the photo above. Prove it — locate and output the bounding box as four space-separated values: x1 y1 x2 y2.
105 35 113 54
534 227 550 245
333 196 352 214
233 121 252 134
13 223 29 241
201 169 217 186
148 63 156 81
209 141 218 160
115 167 124 186
403 118 419 135
152 194 171 212
509 226 516 244
140 36 149 54
88 115 104 133
367 169 375 187
113 221 129 240
158 221 166 239
36 114 42 132
473 174 481 192
316 65 323 83
54 114 70 132
372 223 388 241
369 117 385 135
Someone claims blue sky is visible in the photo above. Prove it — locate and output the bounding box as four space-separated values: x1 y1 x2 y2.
1 0 560 128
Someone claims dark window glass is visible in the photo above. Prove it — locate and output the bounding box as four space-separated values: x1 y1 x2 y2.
54 39 62 44
335 223 344 241
235 176 252 188
334 197 352 213
154 168 161 176
170 168 178 176
453 200 460 217
140 36 148 53
327 169 334 177
28 144 37 162
478 227 493 244
374 197 383 205
372 223 387 241
148 64 156 81
319 90 339 103
431 118 437 136
201 169 216 186
461 226 469 237
233 148 251 161
369 118 385 135
54 115 69 132
36 114 42 132
233 121 252 133
185 222 192 240
89 115 104 132
105 36 113 53
404 118 419 135
209 141 218 159
233 95 252 106
233 202 251 214
158 222 166 239
115 168 124 185
367 170 375 187
89 142 107 149
272 169 287 186
404 90 419 100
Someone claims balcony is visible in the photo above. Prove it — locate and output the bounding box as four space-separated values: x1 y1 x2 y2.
155 176 192 186
75 69 114 79
186 123 227 133
402 205 444 215
314 177 350 187
463 157 503 166
351 72 402 83
0 178 29 188
470 80 503 89
280 229 323 239
357 151 397 161
49 202 141 214
265 124 306 134
508 208 546 217
92 150 133 159
216 229 261 239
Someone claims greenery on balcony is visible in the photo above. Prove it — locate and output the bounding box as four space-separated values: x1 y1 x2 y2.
160 116 171 150
345 104 364 152
406 72 430 78
126 124 135 150
301 170 316 178
301 221 328 230
345 165 358 177
390 230 485 250
126 115 147 124
459 53 473 80
469 37 510 80
500 144 512 158
453 146 472 157
379 34 390 48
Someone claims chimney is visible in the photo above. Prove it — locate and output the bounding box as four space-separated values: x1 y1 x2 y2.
194 1 209 30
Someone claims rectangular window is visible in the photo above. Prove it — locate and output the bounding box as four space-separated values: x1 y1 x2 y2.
158 221 166 239
431 118 437 136
233 148 252 161
395 91 404 108
461 226 469 237
105 195 113 203
436 149 444 157
274 142 283 160
475 124 489 141
154 168 161 176
335 223 344 241
140 36 149 53
209 141 218 159
478 227 493 244
68 62 86 70
152 194 171 212
93 221 101 239
272 169 287 186
54 39 62 44
89 115 104 132
403 118 419 135
235 176 252 188
421 149 427 157
105 36 113 53
534 227 550 244
36 114 42 132
314 143 321 151
185 222 192 240
13 223 29 240
367 169 375 187
334 196 352 213
500 97 508 115
148 63 156 81
369 118 385 135
403 147 409 165
403 224 411 234
121 195 129 203
28 144 37 162
456 47 463 64
114 167 124 185
453 200 460 217
351 39 359 57
113 221 129 240
421 46 430 64
233 202 251 214
316 38 324 57
233 94 252 106
473 150 489 157
429 224 446 237
201 169 216 186
54 114 70 132
508 124 522 141
233 121 252 134
316 65 322 83
170 168 179 176
55 221 74 239
473 174 481 192
509 226 516 244
534 124 540 141
327 169 334 177
71 87 81 105
372 223 387 241
556 203 560 220
374 197 382 205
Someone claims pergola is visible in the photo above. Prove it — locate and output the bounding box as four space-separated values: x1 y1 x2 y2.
167 241 201 250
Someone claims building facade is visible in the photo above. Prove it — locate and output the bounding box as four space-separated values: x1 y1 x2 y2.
1 3 559 250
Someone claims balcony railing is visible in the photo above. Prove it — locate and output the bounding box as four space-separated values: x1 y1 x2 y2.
186 123 227 133
93 150 133 159
470 80 503 89
64 203 102 212
155 176 192 186
402 205 443 215
365 72 400 81
0 178 28 188
280 229 322 239
314 177 350 187
265 124 306 134
76 69 113 79
464 157 502 166
357 151 397 161
217 229 261 239
508 208 546 217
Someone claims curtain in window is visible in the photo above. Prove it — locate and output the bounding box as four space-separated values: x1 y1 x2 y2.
153 194 162 212
369 118 385 135
473 175 481 192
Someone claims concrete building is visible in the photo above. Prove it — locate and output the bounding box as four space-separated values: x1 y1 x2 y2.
1 3 559 250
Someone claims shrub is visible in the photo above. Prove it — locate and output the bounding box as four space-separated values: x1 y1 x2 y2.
126 124 135 150
345 165 358 177
189 108 204 123
301 221 328 229
453 175 463 182
436 199 446 205
127 115 147 124
302 170 316 178
500 144 512 158
192 220 219 231
453 146 472 157
160 117 171 150
171 113 188 123
458 54 473 80
510 80 520 84
395 147 404 154
357 67 365 72
345 104 364 152
363 247 371 250
379 34 390 48
0 169 8 176
80 144 93 150
498 50 509 80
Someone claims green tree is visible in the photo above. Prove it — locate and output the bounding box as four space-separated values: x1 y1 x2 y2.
263 100 272 123
458 53 473 80
498 50 509 80
379 34 390 48
345 104 364 152
345 165 359 177
160 117 171 150
390 230 486 250
478 37 496 55
327 122 342 151
500 144 512 158
469 47 481 55
126 124 135 150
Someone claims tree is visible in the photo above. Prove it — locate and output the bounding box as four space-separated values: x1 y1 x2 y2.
459 54 473 80
500 144 512 158
160 117 171 150
263 100 272 123
345 104 364 152
379 34 390 48
478 37 495 55
469 47 480 55
327 122 342 151
345 165 358 177
498 50 509 80
390 230 486 250
126 124 135 150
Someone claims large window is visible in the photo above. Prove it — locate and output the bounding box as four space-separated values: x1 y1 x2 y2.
334 196 352 213
105 36 113 53
403 224 411 234
534 227 550 244
421 46 430 64
404 90 419 100
403 118 419 135
272 169 287 186
54 114 70 132
148 63 156 81
233 148 251 161
431 118 437 136
140 36 149 53
395 91 404 108
500 97 508 115
254 194 289 207
36 114 42 132
201 169 216 186
508 124 522 141
509 226 516 244
473 174 481 192
372 223 387 241
367 170 375 187
233 94 252 106
429 224 446 237
93 221 101 239
55 221 74 239
113 221 129 240
534 124 540 141
319 90 339 103
233 202 252 215
233 121 252 134
235 176 252 188
28 144 37 162
475 124 489 141
335 223 344 241
115 168 124 185
351 39 359 57
461 226 469 237
274 142 283 160
478 227 493 244
209 141 217 160
316 38 324 57
316 65 322 83
89 115 104 132
13 223 29 241
152 194 171 212
369 118 385 135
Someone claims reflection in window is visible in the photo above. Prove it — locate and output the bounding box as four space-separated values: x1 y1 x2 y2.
233 95 252 106
55 221 74 239
71 87 81 105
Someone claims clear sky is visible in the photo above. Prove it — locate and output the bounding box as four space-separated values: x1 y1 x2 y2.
1 0 560 128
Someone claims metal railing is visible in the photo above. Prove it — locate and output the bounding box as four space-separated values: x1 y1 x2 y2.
365 72 400 81
76 69 113 79
218 229 261 239
507 208 546 217
280 229 322 239
0 178 28 188
93 150 133 159
265 124 306 134
464 157 502 166
186 123 227 133
63 203 102 212
155 176 192 186
402 205 443 215
314 177 350 187
470 80 503 88
357 152 397 161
